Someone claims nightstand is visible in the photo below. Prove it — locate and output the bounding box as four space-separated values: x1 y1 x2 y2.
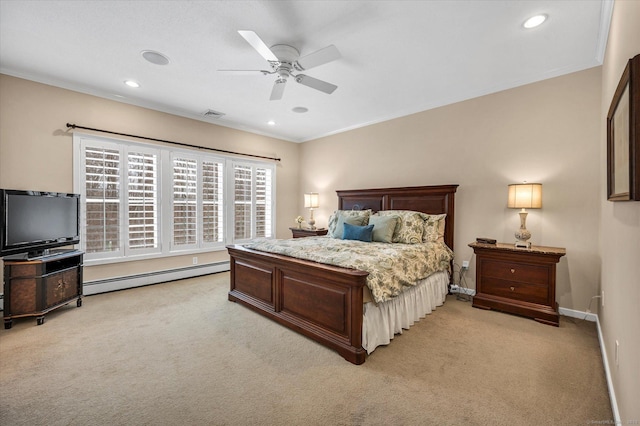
289 227 328 238
468 242 566 326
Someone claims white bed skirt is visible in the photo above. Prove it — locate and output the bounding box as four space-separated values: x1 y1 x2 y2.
362 270 449 354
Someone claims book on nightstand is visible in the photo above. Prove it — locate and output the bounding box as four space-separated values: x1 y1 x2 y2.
476 237 497 244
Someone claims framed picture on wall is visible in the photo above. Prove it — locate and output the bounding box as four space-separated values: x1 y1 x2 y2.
607 54 640 201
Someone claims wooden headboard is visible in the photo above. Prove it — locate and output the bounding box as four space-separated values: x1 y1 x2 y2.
336 185 459 251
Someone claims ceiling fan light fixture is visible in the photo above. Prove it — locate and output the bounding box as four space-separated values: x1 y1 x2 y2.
141 50 170 65
523 14 547 29
229 30 341 101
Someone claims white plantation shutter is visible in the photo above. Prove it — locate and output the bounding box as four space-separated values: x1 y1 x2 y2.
234 165 252 240
84 146 121 254
127 150 158 251
75 134 275 263
172 157 198 247
202 160 224 243
255 167 272 238
231 162 275 242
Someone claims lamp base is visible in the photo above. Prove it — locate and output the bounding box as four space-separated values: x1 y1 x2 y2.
514 240 531 249
514 210 532 249
308 209 316 230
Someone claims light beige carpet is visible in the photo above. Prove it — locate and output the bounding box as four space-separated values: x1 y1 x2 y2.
0 272 612 425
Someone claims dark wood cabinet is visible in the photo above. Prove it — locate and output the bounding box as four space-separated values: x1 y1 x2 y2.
469 242 565 326
289 227 328 238
3 250 83 328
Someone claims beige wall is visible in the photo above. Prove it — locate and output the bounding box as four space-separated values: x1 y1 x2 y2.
301 67 602 312
0 74 300 282
600 0 640 422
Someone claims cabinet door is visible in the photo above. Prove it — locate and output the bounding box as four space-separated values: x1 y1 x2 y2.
45 268 79 308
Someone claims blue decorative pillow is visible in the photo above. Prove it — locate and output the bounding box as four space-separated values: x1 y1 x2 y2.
328 210 371 238
342 223 374 242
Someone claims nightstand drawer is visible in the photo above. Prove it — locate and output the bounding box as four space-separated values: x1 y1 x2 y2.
481 278 549 305
481 259 548 284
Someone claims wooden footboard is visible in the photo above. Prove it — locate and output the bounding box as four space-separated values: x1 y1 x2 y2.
227 245 369 365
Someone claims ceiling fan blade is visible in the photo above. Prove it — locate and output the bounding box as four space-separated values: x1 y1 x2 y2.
217 69 271 75
238 30 278 62
294 74 337 94
295 45 341 70
270 79 286 101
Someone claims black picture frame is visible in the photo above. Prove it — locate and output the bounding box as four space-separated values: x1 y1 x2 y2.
607 54 640 201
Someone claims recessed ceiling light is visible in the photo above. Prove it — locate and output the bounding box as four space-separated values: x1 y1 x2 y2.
523 14 547 29
124 80 140 88
141 50 170 65
267 120 276 126
292 107 308 113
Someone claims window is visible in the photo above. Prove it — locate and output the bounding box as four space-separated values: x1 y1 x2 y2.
231 163 273 243
233 165 252 240
255 166 272 238
74 133 275 263
127 149 158 252
172 156 198 248
202 160 224 244
84 145 120 254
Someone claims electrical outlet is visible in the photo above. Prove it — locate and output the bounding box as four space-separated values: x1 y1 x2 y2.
462 260 470 269
192 256 198 265
601 290 605 308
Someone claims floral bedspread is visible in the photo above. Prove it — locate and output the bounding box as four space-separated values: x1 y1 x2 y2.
244 236 453 304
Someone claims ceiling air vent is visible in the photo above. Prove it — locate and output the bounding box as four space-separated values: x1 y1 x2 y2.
202 109 225 119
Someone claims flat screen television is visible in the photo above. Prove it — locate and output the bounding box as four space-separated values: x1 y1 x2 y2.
0 189 80 259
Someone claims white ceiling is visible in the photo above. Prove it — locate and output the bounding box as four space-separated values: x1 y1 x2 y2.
0 0 612 143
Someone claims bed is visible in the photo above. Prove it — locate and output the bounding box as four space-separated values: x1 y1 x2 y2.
227 185 458 364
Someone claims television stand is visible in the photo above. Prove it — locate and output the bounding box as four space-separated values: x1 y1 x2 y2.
3 250 83 329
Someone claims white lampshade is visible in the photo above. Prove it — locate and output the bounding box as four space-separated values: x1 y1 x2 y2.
507 183 542 209
304 192 319 209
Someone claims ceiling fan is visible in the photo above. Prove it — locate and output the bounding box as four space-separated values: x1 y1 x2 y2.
219 30 341 101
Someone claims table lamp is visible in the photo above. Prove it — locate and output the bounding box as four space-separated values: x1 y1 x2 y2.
304 192 319 230
507 183 542 248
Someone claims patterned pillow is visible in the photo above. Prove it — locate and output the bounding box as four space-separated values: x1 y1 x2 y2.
327 210 372 238
423 214 447 243
376 210 427 244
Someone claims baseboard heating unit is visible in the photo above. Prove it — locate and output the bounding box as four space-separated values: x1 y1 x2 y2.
82 261 230 296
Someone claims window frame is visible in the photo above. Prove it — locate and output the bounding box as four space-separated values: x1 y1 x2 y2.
73 133 276 266
125 144 161 257
227 160 275 244
170 152 200 252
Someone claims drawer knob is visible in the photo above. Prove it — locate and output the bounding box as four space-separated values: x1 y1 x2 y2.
510 268 515 274
510 286 515 291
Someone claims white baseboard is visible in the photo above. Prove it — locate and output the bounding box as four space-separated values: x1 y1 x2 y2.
449 285 475 296
82 261 230 295
558 306 598 322
594 314 621 424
